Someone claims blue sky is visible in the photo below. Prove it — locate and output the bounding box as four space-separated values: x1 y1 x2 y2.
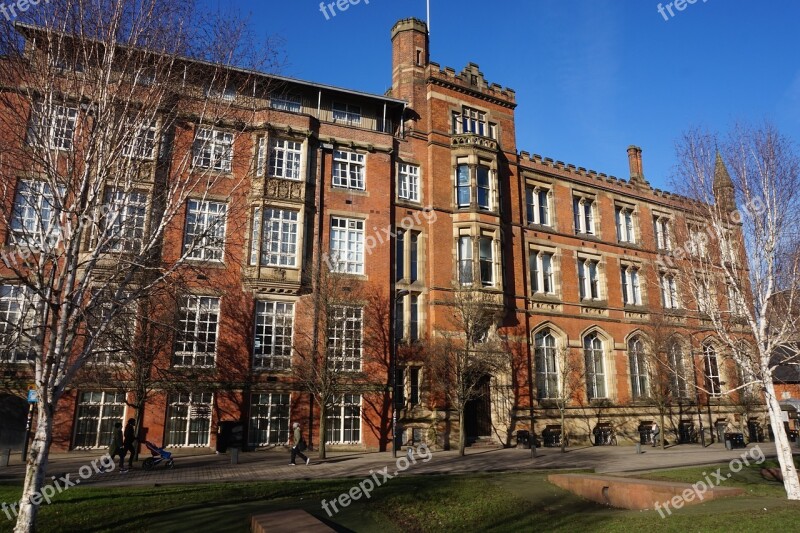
206 0 800 191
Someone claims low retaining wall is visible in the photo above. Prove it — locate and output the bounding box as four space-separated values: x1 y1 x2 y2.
548 473 743 510
251 510 334 533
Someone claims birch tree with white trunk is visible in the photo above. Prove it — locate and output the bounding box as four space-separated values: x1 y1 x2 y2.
673 124 800 500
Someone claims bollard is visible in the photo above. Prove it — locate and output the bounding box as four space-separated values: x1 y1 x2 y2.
635 443 642 454
0 449 10 467
531 442 537 458
407 447 414 461
725 439 732 451
230 447 239 465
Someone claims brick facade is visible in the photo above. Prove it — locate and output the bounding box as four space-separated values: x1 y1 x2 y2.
0 18 769 454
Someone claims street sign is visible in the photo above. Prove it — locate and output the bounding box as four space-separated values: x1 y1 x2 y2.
27 388 37 403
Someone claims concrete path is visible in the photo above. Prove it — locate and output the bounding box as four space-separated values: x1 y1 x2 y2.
0 442 791 489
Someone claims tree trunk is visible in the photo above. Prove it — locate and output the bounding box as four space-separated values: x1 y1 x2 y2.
458 408 466 456
660 410 666 450
318 404 327 460
560 407 567 453
764 381 800 500
133 404 146 462
14 405 54 533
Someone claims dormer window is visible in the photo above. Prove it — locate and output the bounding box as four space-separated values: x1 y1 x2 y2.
270 94 302 113
332 103 362 125
206 84 236 101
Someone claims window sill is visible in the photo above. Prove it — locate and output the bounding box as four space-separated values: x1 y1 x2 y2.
629 398 653 406
263 175 303 182
526 223 556 234
192 167 233 176
330 272 368 281
575 233 601 241
185 258 227 268
25 143 73 153
330 186 368 196
531 293 560 303
253 368 292 374
588 398 612 407
396 198 422 208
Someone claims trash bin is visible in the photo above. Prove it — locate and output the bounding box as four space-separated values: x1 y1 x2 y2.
594 423 613 446
543 425 563 447
747 420 764 443
638 422 654 445
217 421 245 454
678 421 696 444
516 430 531 449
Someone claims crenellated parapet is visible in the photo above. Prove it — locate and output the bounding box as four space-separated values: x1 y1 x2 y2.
428 61 516 108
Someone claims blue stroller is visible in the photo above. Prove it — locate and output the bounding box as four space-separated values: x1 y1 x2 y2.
142 440 175 470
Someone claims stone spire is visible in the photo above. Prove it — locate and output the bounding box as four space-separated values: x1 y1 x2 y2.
713 151 736 213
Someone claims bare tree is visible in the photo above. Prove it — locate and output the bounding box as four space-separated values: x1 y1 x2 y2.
672 123 800 499
0 1 280 529
553 345 587 452
428 286 506 456
292 261 368 460
529 326 585 452
641 314 695 450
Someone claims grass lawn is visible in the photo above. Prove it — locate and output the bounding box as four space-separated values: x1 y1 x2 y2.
1 461 799 532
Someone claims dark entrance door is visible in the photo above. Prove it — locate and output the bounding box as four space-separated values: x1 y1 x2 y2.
0 394 28 450
465 375 492 442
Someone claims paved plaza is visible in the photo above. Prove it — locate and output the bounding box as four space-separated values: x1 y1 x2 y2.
0 442 790 488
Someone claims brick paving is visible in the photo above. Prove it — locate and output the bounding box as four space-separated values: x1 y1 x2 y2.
0 442 792 489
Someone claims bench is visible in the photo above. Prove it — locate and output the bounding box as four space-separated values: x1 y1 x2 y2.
251 510 335 533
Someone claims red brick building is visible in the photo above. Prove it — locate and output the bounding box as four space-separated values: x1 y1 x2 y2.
0 18 761 453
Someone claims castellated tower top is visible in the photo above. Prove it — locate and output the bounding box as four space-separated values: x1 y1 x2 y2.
391 18 428 39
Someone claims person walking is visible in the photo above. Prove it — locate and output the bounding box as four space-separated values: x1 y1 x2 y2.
121 418 137 472
652 421 661 447
105 422 124 472
289 422 310 465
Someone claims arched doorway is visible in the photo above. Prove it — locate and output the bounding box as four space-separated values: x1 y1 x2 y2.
465 375 492 442
0 394 28 450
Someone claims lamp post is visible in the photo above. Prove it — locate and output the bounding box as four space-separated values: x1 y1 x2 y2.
391 289 410 458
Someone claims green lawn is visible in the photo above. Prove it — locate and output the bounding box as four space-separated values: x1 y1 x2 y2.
1 462 799 532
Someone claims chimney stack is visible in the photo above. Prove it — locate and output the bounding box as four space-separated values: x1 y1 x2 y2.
627 145 644 180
